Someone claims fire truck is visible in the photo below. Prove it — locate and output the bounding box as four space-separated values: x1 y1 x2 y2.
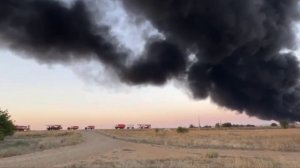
47 125 62 130
137 124 151 129
126 124 135 129
115 124 126 129
67 126 79 130
15 125 30 131
85 125 95 130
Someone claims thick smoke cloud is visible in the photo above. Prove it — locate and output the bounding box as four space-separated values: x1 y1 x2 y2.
123 0 300 121
0 0 300 121
0 0 126 67
0 0 185 84
123 40 186 85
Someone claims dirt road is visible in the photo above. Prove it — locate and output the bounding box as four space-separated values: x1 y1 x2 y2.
0 131 126 168
0 131 299 168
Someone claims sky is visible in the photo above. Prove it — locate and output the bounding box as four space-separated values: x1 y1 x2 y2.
0 51 275 130
0 0 292 130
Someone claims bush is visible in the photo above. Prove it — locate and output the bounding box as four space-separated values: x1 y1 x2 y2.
0 109 15 140
176 127 189 133
279 120 289 129
270 123 278 127
205 151 219 158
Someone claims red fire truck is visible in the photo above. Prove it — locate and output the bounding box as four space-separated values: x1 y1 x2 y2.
15 125 30 131
47 125 62 130
115 124 126 129
85 125 95 130
67 126 79 130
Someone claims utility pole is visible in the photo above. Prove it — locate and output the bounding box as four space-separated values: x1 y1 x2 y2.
198 114 201 128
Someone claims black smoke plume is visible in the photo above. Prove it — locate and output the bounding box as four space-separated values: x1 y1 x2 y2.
1 0 300 121
0 0 125 67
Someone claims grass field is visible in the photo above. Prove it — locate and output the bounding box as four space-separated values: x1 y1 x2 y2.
100 128 300 151
0 128 300 168
1 128 299 168
78 128 298 168
0 130 83 158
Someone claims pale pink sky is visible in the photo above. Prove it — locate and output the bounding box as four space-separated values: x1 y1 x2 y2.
0 51 275 130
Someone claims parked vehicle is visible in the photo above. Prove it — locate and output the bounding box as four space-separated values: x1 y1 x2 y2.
115 124 126 129
126 124 135 129
15 125 30 131
67 126 79 130
85 125 95 130
137 124 151 129
47 125 62 130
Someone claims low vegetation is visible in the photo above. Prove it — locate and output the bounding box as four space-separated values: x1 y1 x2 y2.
205 151 219 158
176 127 189 133
0 131 83 158
100 128 300 151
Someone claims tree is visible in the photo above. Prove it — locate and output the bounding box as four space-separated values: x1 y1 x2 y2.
0 109 15 140
270 123 278 127
215 123 220 128
221 122 232 127
279 120 289 129
189 124 196 128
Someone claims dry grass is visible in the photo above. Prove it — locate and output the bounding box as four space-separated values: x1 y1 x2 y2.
63 156 281 168
100 128 300 151
12 130 74 138
0 130 83 158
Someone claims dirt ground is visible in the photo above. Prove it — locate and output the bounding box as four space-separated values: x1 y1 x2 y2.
0 130 299 168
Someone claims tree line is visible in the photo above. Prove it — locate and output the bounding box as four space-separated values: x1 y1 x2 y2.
189 121 294 129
